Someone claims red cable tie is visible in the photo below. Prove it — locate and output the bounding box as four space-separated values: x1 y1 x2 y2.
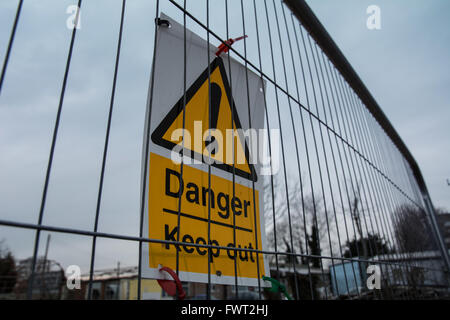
215 35 248 56
157 266 186 300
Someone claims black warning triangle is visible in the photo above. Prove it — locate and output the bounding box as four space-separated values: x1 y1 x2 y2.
151 56 257 182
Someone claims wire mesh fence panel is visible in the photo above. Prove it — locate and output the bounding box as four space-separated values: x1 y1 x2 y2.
0 0 449 300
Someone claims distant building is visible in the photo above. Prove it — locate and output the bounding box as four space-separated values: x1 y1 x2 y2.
74 266 166 300
370 250 450 297
14 256 65 299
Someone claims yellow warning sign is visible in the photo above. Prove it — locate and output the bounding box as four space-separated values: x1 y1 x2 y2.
148 152 264 279
142 13 268 287
151 57 257 182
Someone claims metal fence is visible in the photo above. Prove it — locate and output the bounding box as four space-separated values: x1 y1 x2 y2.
0 0 449 300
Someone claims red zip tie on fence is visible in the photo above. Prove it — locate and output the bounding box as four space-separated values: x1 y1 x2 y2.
215 35 248 56
157 266 186 300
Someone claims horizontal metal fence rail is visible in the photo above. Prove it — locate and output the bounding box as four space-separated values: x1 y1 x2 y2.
0 0 449 300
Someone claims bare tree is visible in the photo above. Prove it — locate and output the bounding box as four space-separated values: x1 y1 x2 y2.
349 184 369 258
263 175 335 267
393 204 436 253
0 240 18 295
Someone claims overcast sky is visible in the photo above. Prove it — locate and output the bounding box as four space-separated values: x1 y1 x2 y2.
0 0 449 275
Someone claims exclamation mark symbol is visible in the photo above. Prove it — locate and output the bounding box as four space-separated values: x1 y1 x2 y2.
205 83 221 155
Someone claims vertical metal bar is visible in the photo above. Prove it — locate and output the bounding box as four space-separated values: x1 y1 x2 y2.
270 0 300 299
348 97 394 298
288 14 323 301
342 77 403 299
398 155 414 200
361 112 384 191
308 34 344 297
280 4 317 299
0 0 23 93
314 45 369 298
403 159 422 207
138 0 160 301
307 33 357 299
252 0 281 294
394 146 412 197
387 170 420 298
369 118 418 298
318 50 362 298
337 77 378 259
362 111 407 297
270 0 327 300
333 68 375 298
27 0 82 300
406 165 444 289
348 90 409 299
206 0 212 300
364 152 411 299
299 21 339 301
324 57 366 298
424 194 450 278
415 170 450 287
174 0 188 300
240 0 262 299
291 16 331 299
223 0 239 299
387 142 407 198
88 0 126 300
354 90 414 295
326 55 386 300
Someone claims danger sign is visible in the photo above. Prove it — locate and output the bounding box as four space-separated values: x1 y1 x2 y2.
140 13 269 287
